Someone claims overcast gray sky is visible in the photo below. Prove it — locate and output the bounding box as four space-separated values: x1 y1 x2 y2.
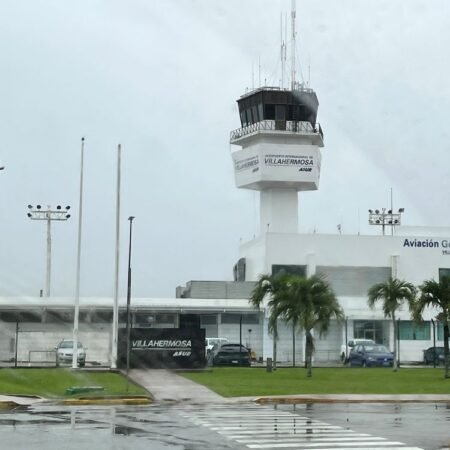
1 0 449 299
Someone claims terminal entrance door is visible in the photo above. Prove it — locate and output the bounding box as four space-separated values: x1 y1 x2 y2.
354 320 386 345
363 329 376 341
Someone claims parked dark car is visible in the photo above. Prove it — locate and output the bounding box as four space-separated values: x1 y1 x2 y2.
423 346 445 365
212 344 251 366
349 343 393 367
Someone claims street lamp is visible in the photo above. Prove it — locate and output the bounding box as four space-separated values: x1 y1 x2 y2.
368 208 404 236
126 216 135 391
27 204 71 297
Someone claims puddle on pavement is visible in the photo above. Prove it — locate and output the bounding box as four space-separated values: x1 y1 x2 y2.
113 424 147 436
0 405 237 449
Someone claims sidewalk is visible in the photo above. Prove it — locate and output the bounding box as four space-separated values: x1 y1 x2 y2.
128 369 224 403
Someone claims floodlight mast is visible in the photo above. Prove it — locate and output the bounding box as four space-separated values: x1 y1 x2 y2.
27 204 71 297
368 208 404 236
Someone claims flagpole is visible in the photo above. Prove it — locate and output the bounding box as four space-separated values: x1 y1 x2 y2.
111 144 121 368
72 137 85 369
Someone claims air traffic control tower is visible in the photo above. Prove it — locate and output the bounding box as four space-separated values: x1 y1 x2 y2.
230 84 324 234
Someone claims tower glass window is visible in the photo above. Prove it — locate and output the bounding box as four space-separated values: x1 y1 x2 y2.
258 103 264 120
252 105 259 122
275 105 286 121
265 104 275 120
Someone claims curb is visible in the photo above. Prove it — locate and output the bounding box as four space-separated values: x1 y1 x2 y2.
255 395 450 404
60 396 153 406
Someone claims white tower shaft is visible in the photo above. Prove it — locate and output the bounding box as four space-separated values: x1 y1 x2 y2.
260 188 298 233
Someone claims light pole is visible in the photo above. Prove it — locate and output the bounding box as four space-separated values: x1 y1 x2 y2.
126 216 135 391
431 319 437 368
27 204 71 297
368 208 404 235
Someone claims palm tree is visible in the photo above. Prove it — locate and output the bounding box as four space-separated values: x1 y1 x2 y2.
415 276 450 378
280 275 344 377
250 273 343 377
367 277 416 372
249 273 291 370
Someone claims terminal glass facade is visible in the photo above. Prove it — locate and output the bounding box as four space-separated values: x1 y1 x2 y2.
399 321 430 340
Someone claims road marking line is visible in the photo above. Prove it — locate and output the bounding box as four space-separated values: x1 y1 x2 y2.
237 436 383 444
213 424 343 431
247 442 406 448
226 431 367 438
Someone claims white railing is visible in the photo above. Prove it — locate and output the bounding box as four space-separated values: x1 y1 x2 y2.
230 120 323 141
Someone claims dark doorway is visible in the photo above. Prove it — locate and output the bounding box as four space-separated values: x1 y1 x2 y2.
179 314 200 329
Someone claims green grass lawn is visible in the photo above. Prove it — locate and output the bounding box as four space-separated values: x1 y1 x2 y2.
0 368 148 398
180 367 450 397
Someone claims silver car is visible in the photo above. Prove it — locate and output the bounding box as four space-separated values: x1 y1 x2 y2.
55 340 86 367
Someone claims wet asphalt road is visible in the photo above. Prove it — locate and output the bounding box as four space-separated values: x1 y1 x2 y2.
0 402 448 450
276 402 450 450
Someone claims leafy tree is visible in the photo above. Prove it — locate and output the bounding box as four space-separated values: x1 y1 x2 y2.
415 276 450 378
367 277 416 372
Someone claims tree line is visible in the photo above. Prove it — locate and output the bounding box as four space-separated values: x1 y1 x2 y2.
249 273 450 378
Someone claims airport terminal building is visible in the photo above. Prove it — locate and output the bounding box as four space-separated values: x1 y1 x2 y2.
0 226 447 367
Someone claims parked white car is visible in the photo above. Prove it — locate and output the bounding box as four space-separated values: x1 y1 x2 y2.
340 339 375 363
55 340 86 367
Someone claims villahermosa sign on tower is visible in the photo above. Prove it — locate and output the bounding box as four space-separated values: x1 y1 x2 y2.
232 143 322 191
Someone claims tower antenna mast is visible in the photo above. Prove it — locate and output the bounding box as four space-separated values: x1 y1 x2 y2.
280 14 284 88
280 14 287 88
291 0 296 90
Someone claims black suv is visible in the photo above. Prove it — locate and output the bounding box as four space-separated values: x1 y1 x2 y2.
423 346 445 365
212 344 251 366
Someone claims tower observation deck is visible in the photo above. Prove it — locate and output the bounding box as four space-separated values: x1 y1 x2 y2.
230 83 324 234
